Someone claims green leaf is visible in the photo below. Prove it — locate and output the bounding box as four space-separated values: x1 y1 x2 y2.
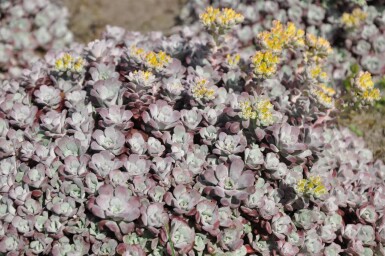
350 63 360 74
348 124 363 137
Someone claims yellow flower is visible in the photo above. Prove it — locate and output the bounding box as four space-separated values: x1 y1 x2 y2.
54 53 84 73
145 50 172 71
296 176 328 198
258 20 286 52
305 34 333 62
200 6 244 32
128 70 156 87
353 71 381 105
239 101 257 120
238 97 275 125
200 6 220 27
251 50 280 78
129 45 146 61
258 21 305 52
362 88 381 103
309 65 328 81
73 58 85 73
220 8 244 27
255 98 274 126
226 53 241 68
310 86 335 108
54 59 64 71
284 22 305 47
128 46 171 71
191 78 215 101
341 8 367 29
318 83 336 97
296 179 307 194
355 71 374 92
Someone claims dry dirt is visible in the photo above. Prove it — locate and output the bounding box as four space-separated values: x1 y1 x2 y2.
339 108 385 161
61 0 186 43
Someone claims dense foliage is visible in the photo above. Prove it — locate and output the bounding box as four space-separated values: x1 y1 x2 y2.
179 0 385 83
0 0 384 255
0 0 73 79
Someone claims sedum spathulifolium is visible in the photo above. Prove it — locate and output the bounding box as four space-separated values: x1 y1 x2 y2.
0 3 384 256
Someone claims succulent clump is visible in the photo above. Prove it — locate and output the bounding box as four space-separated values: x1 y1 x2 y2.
0 0 73 79
0 2 385 256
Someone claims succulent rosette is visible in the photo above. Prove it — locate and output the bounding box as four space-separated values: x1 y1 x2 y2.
88 184 141 222
142 99 181 131
201 158 255 208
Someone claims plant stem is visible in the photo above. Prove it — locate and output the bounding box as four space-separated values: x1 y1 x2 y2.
165 224 176 256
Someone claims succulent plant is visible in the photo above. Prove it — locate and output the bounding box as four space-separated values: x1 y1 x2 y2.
201 158 255 208
167 217 195 254
0 1 384 255
142 99 181 131
164 184 201 215
91 127 126 155
88 184 141 222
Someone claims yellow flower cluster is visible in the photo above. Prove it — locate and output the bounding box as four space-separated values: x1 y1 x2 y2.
296 176 328 198
200 7 244 32
128 70 156 87
310 84 335 109
253 21 305 78
129 45 172 71
129 45 146 61
341 8 367 29
251 51 280 78
309 65 328 82
362 89 381 103
252 19 334 81
318 84 336 97
356 71 374 91
305 34 333 63
191 78 215 101
239 98 275 126
354 71 381 103
256 98 274 126
145 51 172 70
54 53 84 73
258 21 305 52
239 101 257 120
285 22 306 47
226 53 241 68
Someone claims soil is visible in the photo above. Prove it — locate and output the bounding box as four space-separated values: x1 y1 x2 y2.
61 0 186 43
339 108 385 161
